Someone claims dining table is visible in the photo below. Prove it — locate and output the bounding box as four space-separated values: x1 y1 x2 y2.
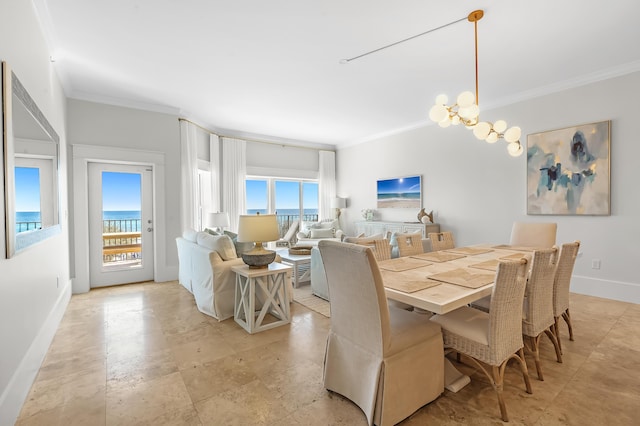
379 243 535 392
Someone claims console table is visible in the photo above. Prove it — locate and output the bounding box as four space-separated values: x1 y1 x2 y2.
232 262 292 334
355 221 440 238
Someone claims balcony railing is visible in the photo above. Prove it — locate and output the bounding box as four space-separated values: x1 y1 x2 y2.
16 222 41 233
103 219 142 263
101 215 319 261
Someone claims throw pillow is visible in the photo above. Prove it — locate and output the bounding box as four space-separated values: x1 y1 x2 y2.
224 230 255 256
310 228 335 239
205 228 220 236
182 228 198 242
196 233 237 261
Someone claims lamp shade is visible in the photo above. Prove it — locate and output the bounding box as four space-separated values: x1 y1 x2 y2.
206 212 229 228
237 214 280 243
331 197 347 209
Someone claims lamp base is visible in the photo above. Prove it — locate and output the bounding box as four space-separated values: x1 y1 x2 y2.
241 244 277 269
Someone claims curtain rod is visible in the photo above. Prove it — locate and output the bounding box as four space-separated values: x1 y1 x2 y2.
178 118 332 152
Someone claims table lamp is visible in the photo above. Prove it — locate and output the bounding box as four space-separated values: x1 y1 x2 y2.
237 213 280 268
331 197 347 219
206 212 229 233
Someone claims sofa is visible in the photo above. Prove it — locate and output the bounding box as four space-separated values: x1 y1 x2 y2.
296 219 344 246
176 228 287 321
310 233 432 300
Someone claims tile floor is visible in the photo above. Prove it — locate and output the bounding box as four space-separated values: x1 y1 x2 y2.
15 281 640 425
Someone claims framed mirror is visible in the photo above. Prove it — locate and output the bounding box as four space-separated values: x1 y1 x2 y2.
2 62 61 258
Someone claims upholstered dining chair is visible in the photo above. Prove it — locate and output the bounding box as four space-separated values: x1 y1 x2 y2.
552 241 581 356
509 222 557 248
430 257 533 422
318 240 444 426
521 247 562 380
395 232 424 257
428 231 455 251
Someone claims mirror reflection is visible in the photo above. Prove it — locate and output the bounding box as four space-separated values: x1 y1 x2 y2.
3 62 60 257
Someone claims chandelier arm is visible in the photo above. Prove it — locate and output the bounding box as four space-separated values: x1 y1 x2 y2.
341 16 467 63
474 17 479 106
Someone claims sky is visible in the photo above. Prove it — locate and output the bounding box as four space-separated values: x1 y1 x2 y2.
377 175 421 194
15 167 41 212
102 171 141 211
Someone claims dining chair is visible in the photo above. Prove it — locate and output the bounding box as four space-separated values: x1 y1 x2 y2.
428 231 455 251
318 240 444 426
521 247 562 381
430 257 532 422
395 232 424 257
552 241 581 356
509 222 557 248
371 238 392 261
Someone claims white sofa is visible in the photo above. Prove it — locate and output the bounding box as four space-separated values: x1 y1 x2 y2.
176 229 246 321
296 219 344 246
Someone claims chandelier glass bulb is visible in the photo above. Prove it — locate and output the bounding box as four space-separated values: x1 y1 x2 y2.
507 142 524 157
485 132 499 143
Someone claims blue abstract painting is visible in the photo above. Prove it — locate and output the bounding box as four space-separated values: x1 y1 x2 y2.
527 121 610 215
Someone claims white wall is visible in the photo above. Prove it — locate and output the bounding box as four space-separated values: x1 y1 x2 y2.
66 99 181 288
337 71 640 304
0 1 71 424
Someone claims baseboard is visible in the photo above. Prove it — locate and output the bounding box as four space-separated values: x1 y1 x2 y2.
571 275 640 304
0 279 71 426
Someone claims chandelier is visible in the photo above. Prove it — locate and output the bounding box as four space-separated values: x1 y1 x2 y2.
428 10 523 157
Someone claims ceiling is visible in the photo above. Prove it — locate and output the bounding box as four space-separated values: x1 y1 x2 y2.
33 0 640 149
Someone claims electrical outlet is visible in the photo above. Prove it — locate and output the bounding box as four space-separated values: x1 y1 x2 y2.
591 259 601 270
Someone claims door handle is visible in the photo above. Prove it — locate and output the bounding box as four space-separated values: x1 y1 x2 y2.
147 227 153 232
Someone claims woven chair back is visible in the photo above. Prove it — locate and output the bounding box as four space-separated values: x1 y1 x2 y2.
396 233 423 257
522 247 559 337
553 241 580 316
428 232 455 251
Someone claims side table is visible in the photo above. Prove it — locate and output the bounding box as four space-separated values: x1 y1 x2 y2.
276 249 311 288
232 262 292 334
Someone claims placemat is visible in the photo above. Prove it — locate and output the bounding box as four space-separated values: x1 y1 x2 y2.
492 244 537 252
410 252 466 263
428 268 495 288
468 259 499 271
445 247 494 256
384 278 441 293
499 252 527 260
378 257 432 272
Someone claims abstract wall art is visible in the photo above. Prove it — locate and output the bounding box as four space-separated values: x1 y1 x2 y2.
527 120 610 215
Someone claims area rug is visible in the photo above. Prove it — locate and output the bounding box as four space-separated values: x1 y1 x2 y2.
293 285 331 317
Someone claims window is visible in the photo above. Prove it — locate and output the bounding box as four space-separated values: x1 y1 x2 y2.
246 177 318 237
14 157 55 233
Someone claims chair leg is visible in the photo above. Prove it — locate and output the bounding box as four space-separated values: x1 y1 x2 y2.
515 348 533 394
554 317 563 354
492 365 509 422
562 308 574 341
544 327 563 363
529 335 544 381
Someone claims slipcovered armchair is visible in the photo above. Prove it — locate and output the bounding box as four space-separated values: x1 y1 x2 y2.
318 240 444 426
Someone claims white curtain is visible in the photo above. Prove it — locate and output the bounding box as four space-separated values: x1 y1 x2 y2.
180 120 199 231
209 134 221 213
318 150 336 221
221 137 246 232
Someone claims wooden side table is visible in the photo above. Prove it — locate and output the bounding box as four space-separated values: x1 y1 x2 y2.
232 262 292 334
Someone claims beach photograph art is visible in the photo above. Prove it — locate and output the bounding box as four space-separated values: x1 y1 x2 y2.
527 121 610 215
377 175 422 209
